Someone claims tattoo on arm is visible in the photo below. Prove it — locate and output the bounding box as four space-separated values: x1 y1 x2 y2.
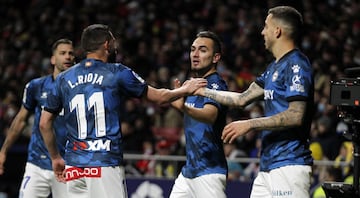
203 82 264 107
249 101 306 131
204 89 239 106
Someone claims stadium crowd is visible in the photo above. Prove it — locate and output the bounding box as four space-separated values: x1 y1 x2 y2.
0 0 359 197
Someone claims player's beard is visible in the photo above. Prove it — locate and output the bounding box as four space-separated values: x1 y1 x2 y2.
107 41 118 63
108 52 116 63
191 64 213 77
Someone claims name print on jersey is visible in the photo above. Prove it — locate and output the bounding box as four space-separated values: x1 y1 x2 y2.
67 73 104 89
184 102 195 108
264 89 274 100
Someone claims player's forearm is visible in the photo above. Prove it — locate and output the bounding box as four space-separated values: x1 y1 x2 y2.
203 82 263 107
248 101 306 131
183 105 216 124
0 116 27 153
147 86 187 105
40 127 61 159
160 88 186 104
39 113 61 159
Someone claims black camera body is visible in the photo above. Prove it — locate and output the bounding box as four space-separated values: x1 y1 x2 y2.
327 76 360 198
330 78 360 107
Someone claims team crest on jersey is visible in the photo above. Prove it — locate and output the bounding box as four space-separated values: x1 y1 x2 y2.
40 92 48 99
211 83 219 90
272 71 279 82
132 71 145 83
264 71 270 78
59 108 65 116
292 64 300 73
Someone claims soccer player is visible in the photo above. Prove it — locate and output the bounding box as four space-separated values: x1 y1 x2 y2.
195 6 314 198
169 31 228 198
39 24 207 198
0 39 75 198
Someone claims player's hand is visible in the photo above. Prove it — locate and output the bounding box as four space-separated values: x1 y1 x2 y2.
0 152 6 175
171 78 185 110
182 78 207 94
52 157 66 183
222 120 251 144
193 87 206 96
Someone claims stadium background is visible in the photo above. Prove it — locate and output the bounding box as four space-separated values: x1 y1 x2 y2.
0 0 359 197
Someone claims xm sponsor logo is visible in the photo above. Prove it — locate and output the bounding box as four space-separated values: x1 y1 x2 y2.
73 139 111 151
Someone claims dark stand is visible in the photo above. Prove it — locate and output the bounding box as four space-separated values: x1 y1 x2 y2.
322 113 360 198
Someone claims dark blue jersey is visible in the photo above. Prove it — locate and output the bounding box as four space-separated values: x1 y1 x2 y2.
23 75 67 170
45 59 147 167
255 49 314 171
182 72 228 178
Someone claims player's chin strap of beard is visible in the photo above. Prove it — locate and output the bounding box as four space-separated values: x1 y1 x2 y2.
107 44 118 63
107 30 118 63
193 64 215 78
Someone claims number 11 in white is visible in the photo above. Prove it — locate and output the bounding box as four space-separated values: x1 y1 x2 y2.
70 92 106 139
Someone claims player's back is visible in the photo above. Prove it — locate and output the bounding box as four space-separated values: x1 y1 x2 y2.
51 58 147 167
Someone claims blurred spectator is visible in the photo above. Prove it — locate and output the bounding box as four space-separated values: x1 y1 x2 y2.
136 138 177 178
312 115 343 160
334 141 353 177
309 141 325 188
312 167 343 198
224 142 245 181
310 142 324 162
152 139 177 178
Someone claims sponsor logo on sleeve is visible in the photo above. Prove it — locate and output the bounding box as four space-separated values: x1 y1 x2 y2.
290 75 305 92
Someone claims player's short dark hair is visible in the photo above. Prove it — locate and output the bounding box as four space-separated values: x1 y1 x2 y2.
51 38 73 55
196 31 222 55
81 24 114 53
268 6 303 42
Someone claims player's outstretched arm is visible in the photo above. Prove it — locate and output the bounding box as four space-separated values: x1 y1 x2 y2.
222 101 306 143
146 78 207 105
170 78 185 112
0 106 30 175
195 82 264 108
170 78 218 124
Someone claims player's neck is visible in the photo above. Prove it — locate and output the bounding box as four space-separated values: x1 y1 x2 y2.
201 67 217 78
273 40 295 63
53 68 60 80
86 52 108 64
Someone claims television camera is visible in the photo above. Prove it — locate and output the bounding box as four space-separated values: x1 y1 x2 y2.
324 68 360 198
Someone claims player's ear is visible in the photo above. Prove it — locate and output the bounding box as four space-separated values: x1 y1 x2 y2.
50 55 55 65
275 27 281 38
212 53 221 64
104 40 109 49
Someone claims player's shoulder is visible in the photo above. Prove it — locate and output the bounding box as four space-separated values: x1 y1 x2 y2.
105 62 131 72
206 72 228 90
56 63 81 79
283 49 311 70
288 49 310 62
27 75 52 87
